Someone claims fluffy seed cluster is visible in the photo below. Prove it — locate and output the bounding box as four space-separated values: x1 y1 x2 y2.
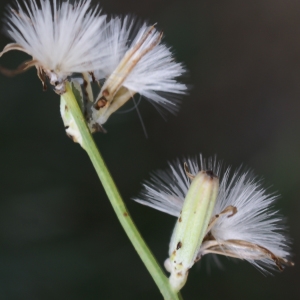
1 0 110 93
134 155 293 272
93 16 186 114
0 0 187 114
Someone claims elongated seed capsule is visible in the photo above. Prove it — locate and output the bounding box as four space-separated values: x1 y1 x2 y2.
165 170 219 291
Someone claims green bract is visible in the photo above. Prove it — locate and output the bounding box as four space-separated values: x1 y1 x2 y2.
165 169 219 291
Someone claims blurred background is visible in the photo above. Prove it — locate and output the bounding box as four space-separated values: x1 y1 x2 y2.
0 0 299 299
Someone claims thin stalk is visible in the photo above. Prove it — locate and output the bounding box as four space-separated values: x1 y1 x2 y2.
61 82 182 300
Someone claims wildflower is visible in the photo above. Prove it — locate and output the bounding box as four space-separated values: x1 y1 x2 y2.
134 156 293 291
0 0 109 94
91 16 187 125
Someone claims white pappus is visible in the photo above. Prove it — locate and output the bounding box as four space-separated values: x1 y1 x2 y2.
91 16 187 125
0 0 111 94
134 155 293 286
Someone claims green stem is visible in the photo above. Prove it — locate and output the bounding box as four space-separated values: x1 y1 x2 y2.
62 83 182 300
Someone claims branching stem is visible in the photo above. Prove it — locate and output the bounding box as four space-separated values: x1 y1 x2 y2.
61 82 182 300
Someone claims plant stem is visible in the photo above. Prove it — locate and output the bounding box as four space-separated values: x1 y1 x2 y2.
61 83 182 300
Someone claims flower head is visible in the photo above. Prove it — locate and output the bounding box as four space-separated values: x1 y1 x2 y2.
0 0 110 94
91 16 187 125
134 155 293 290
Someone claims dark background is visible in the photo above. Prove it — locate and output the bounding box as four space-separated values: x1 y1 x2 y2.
0 0 299 299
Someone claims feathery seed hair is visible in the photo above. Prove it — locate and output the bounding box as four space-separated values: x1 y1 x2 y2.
0 0 110 94
134 155 293 272
92 16 187 125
